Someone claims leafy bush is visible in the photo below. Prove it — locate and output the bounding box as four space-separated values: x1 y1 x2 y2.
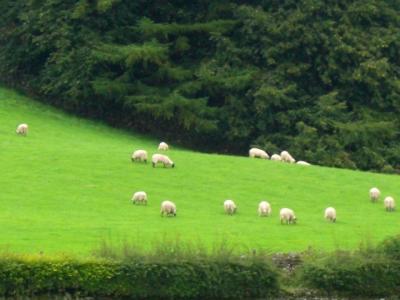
299 239 400 297
0 254 279 298
379 234 400 260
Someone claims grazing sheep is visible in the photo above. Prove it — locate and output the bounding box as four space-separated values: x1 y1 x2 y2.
152 154 174 168
369 188 381 202
384 196 395 212
271 154 282 161
16 123 28 136
369 187 381 202
280 151 295 163
258 201 271 217
297 161 310 166
158 142 169 151
132 191 147 205
280 208 297 224
249 148 269 159
131 150 148 163
324 207 336 222
160 200 176 217
224 200 237 215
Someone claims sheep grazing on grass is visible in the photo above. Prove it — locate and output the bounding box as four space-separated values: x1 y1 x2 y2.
271 154 282 161
280 151 295 163
384 196 395 212
152 154 174 168
16 123 28 136
297 161 310 166
224 200 237 215
160 200 176 217
249 148 269 159
131 150 148 163
369 187 381 202
258 201 271 217
158 142 169 151
132 191 147 205
280 208 297 224
324 207 336 222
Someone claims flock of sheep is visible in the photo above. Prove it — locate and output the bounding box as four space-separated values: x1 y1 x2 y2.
249 147 310 165
132 142 175 168
370 187 396 211
15 123 396 223
131 142 178 216
133 187 326 223
131 143 397 223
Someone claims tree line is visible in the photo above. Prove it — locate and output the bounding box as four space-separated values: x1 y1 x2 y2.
1 0 400 172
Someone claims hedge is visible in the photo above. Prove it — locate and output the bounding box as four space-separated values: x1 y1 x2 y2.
299 236 400 297
5 235 400 298
0 256 279 299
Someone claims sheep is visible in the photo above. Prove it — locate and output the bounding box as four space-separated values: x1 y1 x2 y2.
324 207 336 222
280 208 297 224
258 201 271 217
160 200 176 217
369 187 381 202
384 196 395 212
152 154 174 168
270 154 282 161
249 148 269 159
16 123 28 136
131 150 148 163
224 200 237 215
132 191 147 205
280 151 295 163
158 142 169 151
297 161 310 166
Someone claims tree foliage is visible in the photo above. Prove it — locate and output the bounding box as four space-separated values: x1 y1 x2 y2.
1 0 400 172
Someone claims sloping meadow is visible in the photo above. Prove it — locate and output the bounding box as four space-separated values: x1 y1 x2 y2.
1 87 400 255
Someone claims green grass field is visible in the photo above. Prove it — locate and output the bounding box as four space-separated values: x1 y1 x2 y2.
1 86 399 255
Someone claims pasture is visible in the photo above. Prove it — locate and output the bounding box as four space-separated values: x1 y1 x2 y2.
0 87 399 255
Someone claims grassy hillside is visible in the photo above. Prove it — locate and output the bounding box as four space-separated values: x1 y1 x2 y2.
0 87 399 255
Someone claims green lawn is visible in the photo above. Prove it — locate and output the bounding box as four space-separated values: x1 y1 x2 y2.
0 86 399 255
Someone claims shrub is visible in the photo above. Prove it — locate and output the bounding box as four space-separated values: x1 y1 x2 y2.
379 234 400 260
0 255 279 299
300 241 400 297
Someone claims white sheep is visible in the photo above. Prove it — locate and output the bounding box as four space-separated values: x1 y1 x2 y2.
270 154 282 161
249 148 269 159
132 191 148 205
324 207 336 222
224 200 237 215
369 187 381 202
280 208 297 224
280 151 295 163
160 200 176 217
131 150 148 163
384 196 395 212
152 154 174 168
158 142 169 151
258 201 271 217
16 123 28 136
296 161 310 166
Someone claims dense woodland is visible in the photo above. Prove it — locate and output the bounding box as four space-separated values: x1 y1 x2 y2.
1 0 400 172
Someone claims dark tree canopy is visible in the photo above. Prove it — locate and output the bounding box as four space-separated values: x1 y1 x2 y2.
1 0 400 172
